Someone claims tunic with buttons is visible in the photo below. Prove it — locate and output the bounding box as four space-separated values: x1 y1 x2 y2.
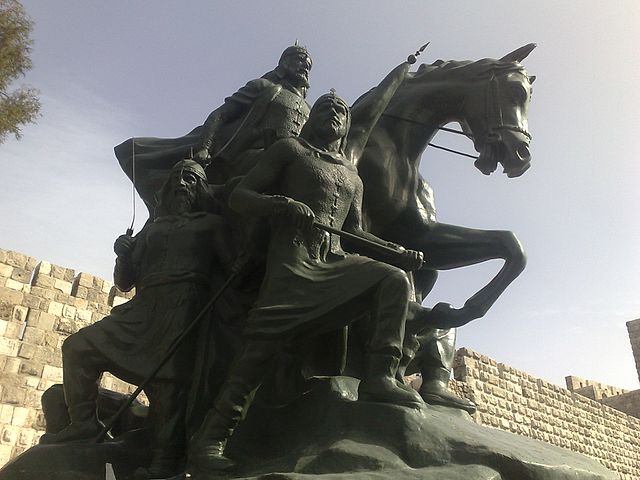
243 137 404 339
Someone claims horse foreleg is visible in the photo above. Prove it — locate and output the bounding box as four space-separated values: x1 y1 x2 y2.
414 222 526 328
412 269 438 304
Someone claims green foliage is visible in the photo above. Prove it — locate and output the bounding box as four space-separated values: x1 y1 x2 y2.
0 0 40 143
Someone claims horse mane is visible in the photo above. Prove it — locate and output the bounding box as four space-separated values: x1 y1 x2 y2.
409 58 530 83
351 57 532 111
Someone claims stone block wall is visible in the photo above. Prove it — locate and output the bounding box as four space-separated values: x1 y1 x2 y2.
627 319 640 385
565 375 640 420
0 248 136 465
452 348 640 480
566 375 630 401
600 390 640 419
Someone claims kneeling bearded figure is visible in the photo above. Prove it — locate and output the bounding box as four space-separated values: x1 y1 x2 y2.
41 159 234 480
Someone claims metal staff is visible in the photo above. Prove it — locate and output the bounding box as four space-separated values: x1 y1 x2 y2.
313 221 408 259
126 137 136 236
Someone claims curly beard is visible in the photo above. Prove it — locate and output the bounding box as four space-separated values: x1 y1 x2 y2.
169 189 195 215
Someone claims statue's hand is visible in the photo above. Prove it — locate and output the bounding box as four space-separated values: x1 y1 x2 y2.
282 200 315 231
114 234 136 258
385 241 403 251
194 148 211 166
398 249 424 271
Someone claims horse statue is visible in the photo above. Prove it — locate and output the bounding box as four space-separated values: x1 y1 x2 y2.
350 44 536 404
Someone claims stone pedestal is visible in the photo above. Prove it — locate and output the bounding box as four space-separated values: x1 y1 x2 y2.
0 377 616 480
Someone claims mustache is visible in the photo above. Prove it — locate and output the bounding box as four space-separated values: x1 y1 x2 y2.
172 187 195 199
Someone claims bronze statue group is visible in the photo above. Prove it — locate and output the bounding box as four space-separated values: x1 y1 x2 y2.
39 43 536 480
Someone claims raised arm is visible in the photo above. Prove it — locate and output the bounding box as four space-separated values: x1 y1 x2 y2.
345 61 410 163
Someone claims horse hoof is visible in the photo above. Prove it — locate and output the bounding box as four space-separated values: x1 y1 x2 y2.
430 303 470 328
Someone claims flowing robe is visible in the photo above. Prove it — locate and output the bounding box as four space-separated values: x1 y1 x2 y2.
72 212 229 384
236 138 407 364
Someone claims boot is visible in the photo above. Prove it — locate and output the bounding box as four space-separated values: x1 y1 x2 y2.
188 341 270 476
188 408 238 474
39 401 103 444
358 354 424 409
419 366 476 414
133 448 186 480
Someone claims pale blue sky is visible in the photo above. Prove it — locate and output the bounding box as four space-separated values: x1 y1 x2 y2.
1 1 639 390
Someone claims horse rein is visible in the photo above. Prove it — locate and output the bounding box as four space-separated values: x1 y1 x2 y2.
381 112 470 136
380 113 479 160
380 71 532 160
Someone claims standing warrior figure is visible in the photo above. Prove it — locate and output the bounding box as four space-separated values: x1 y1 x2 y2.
40 160 234 480
189 59 424 473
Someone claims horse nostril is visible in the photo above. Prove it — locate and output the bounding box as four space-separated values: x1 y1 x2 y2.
516 143 531 161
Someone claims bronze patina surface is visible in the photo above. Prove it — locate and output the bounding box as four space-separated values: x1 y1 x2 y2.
0 43 618 480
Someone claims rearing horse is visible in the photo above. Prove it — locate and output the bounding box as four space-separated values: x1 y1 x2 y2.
350 45 535 408
112 45 536 412
356 43 536 329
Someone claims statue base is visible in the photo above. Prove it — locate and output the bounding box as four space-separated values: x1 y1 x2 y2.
0 428 151 480
0 377 616 480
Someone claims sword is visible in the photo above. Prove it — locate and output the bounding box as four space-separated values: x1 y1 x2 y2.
126 137 136 236
313 221 410 259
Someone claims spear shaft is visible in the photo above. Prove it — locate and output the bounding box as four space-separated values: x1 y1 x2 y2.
313 222 403 258
94 270 239 443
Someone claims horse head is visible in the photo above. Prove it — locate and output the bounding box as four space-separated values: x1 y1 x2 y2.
458 44 536 178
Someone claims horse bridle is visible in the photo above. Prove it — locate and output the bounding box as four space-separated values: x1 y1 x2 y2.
381 71 532 151
485 74 532 144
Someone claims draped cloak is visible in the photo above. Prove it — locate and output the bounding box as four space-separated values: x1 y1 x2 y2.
114 78 309 217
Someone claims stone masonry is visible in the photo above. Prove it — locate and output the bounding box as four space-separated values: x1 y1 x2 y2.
0 248 136 465
553 322 640 422
599 390 640 420
627 319 640 385
565 375 630 402
1 247 639 479
565 375 640 420
452 349 640 480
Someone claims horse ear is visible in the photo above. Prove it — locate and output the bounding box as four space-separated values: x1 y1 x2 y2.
500 43 537 62
529 75 536 84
